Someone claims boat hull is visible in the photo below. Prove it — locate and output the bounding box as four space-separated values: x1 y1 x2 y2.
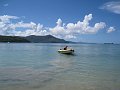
58 49 74 54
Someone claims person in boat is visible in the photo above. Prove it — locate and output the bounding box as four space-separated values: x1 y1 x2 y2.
64 46 68 50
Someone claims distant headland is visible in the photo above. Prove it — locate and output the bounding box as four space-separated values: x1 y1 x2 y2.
0 35 117 44
104 43 114 44
0 35 70 43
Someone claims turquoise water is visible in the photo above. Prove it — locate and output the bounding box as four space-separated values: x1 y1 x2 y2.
0 43 120 90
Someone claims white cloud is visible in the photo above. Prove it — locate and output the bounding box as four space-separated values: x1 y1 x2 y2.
10 23 48 36
0 15 19 36
107 27 115 33
0 15 48 36
49 14 106 39
3 4 8 7
100 1 120 14
65 35 76 39
0 14 115 40
0 15 19 23
9 21 37 30
56 18 62 27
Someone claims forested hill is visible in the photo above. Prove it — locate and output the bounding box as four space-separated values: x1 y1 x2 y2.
0 35 70 43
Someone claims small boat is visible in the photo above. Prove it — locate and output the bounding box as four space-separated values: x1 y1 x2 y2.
58 49 74 54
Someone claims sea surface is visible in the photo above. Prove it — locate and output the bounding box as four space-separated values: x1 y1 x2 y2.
0 43 120 90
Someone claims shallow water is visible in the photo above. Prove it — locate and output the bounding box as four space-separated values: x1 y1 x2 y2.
0 43 120 90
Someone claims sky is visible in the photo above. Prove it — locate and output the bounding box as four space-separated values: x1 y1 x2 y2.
0 0 120 43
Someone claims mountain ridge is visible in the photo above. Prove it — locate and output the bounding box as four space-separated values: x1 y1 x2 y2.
0 35 70 43
25 35 69 43
0 35 30 43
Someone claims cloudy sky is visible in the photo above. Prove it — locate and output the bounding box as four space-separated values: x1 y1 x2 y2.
0 0 120 43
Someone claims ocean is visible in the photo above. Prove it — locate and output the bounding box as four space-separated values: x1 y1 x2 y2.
0 43 120 90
